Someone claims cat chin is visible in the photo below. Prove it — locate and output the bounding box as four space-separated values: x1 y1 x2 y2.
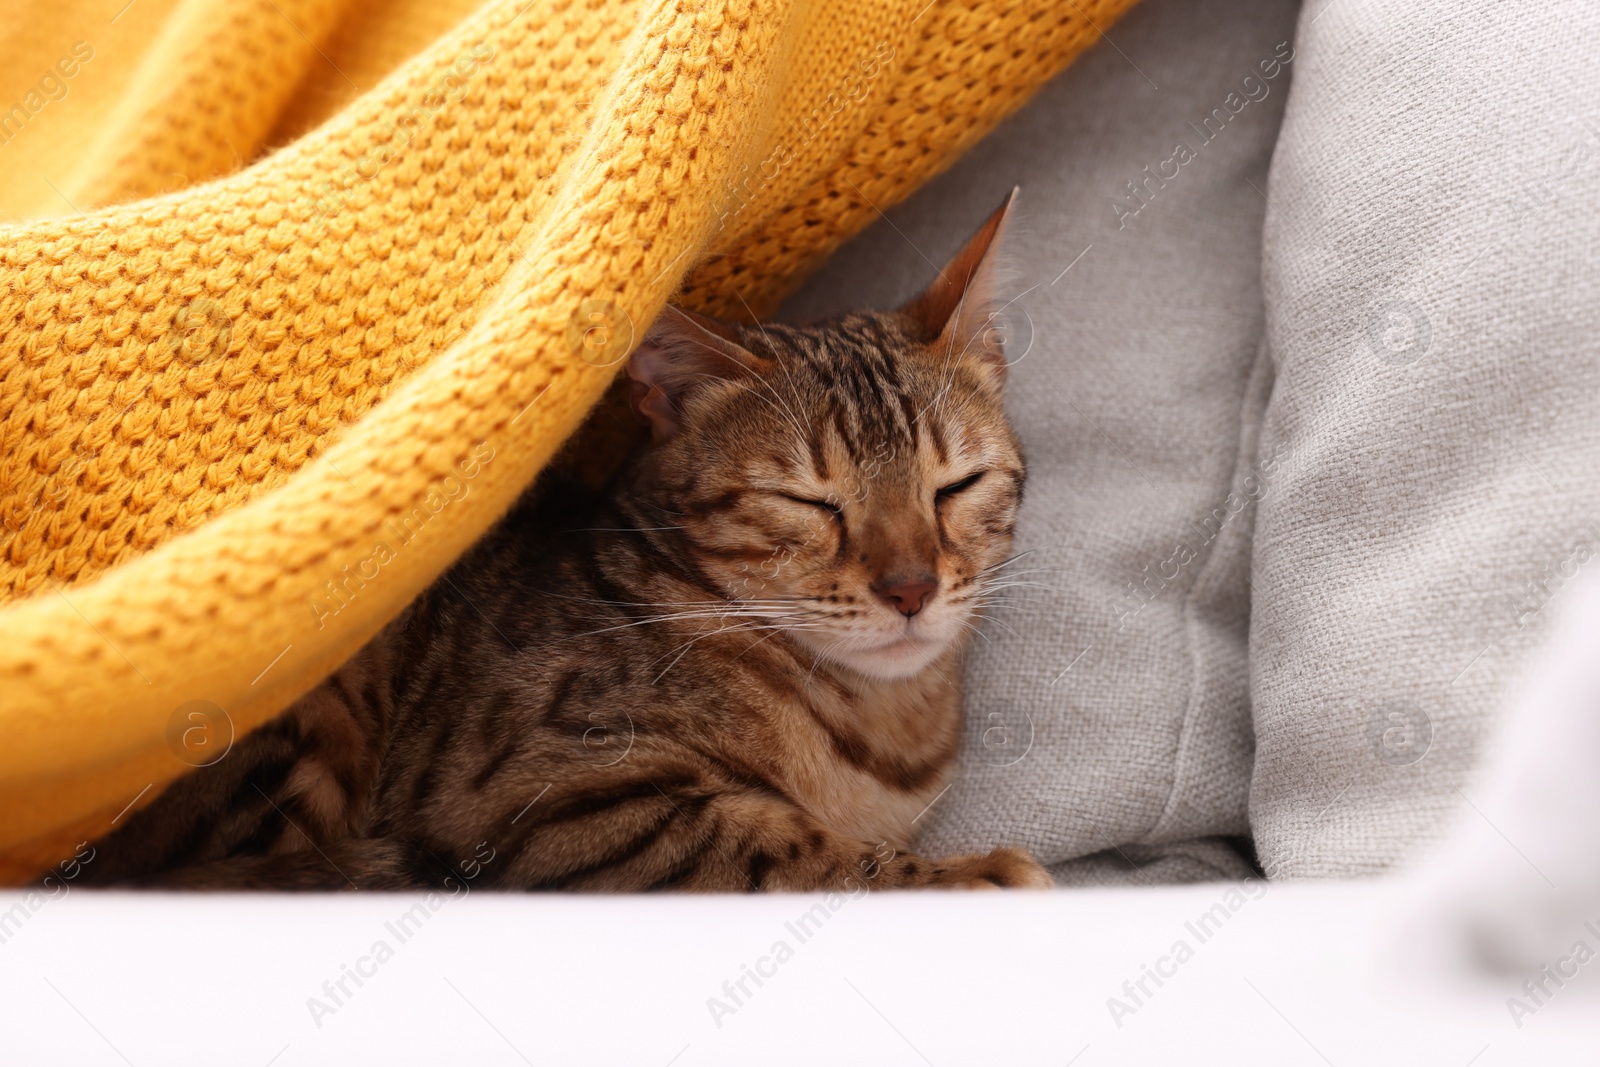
800 631 951 681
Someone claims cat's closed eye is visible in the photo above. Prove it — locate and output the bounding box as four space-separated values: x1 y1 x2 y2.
936 471 985 499
779 493 843 519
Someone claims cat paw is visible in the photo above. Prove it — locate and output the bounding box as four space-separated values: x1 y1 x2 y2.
929 847 1054 890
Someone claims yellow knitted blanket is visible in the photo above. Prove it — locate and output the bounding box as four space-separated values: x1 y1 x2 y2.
0 0 1136 879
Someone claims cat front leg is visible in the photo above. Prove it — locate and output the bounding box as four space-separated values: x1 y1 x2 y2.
708 799 1056 891
901 847 1056 890
490 774 1051 891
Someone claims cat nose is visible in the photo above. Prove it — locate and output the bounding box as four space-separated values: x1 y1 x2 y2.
875 576 938 618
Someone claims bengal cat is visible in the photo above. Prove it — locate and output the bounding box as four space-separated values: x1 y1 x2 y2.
83 192 1053 892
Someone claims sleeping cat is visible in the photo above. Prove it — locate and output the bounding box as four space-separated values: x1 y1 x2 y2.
83 192 1052 892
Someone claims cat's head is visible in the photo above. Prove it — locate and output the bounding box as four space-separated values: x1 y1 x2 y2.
626 192 1023 681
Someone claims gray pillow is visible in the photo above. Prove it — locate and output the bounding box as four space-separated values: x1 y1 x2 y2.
1248 0 1600 877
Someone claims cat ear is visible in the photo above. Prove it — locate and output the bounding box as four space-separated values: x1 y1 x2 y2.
900 187 1017 385
627 305 765 442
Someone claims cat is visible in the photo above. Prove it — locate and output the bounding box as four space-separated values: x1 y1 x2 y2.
82 191 1053 892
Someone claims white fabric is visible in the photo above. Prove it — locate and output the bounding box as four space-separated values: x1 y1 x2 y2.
1248 0 1600 877
784 0 1299 880
4 879 1595 1063
1400 571 1600 988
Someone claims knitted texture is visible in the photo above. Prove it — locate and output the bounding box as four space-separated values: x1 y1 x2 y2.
0 0 1137 879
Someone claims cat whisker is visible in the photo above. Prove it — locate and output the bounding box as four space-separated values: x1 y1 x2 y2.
954 616 996 646
968 578 1057 596
564 525 688 533
550 590 813 612
973 575 1054 591
805 638 847 685
968 611 1022 638
959 582 1053 601
570 609 821 639
971 594 1052 611
729 292 818 447
676 313 813 445
917 287 969 425
971 550 1038 579
728 621 817 664
966 588 1056 604
965 591 1052 616
973 567 1053 581
737 384 812 446
650 620 823 683
567 603 809 619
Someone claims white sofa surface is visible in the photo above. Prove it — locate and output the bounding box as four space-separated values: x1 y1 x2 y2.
1 879 1592 1066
